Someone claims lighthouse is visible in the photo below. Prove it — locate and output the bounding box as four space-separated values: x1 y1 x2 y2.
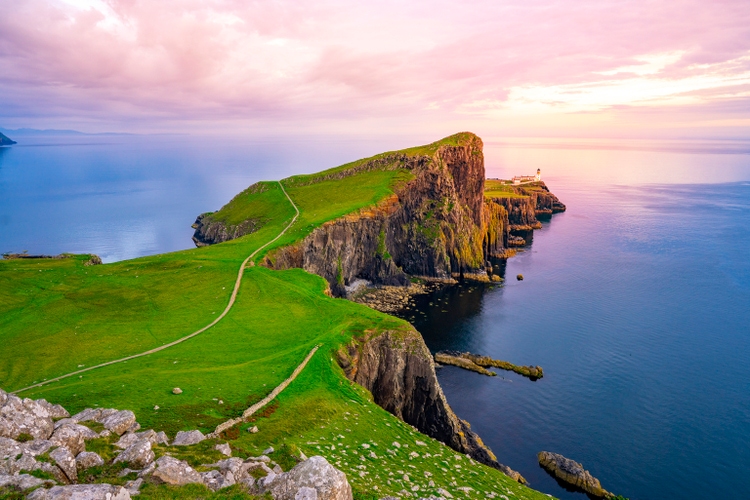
535 168 541 182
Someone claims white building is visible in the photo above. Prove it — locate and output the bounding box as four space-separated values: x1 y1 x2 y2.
512 169 541 185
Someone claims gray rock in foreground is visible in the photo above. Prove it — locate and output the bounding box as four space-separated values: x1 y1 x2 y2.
261 456 352 500
28 483 131 500
151 455 203 485
172 429 205 446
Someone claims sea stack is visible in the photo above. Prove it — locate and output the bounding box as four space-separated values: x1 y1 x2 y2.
0 132 17 146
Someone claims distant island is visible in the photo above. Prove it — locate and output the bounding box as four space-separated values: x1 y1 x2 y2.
0 132 16 146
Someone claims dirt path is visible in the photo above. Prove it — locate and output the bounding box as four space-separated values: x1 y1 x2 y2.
14 181 300 394
208 344 321 438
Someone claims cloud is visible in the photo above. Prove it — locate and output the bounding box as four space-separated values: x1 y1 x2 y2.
0 0 749 137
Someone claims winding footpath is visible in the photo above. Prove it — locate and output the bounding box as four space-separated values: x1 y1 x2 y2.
14 181 300 394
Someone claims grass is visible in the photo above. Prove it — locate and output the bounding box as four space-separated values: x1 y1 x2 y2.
0 133 553 499
484 180 529 199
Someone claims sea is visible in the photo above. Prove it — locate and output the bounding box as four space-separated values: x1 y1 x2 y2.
1 134 749 499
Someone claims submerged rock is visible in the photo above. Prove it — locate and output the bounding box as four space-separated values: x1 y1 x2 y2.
538 451 612 498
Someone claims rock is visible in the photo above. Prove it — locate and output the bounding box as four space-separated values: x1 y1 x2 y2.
0 394 54 440
516 274 524 281
50 446 78 483
263 447 275 455
261 456 352 500
537 451 611 498
115 432 140 449
0 436 23 459
124 477 143 495
100 411 136 436
39 461 70 484
125 422 141 433
153 431 169 445
150 456 203 485
50 424 88 456
274 464 283 474
27 483 131 500
172 429 205 446
210 457 246 479
70 409 102 423
172 388 182 395
54 418 77 430
132 429 168 446
96 409 119 422
201 469 236 491
76 451 105 471
0 452 38 475
215 443 232 456
0 473 50 491
36 400 70 419
24 439 56 457
436 488 453 498
249 426 259 433
113 439 154 469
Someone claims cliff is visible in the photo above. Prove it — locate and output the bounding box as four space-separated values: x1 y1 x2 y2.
0 132 17 146
337 328 526 483
485 183 566 235
263 133 510 296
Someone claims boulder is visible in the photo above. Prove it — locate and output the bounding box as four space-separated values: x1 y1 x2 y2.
0 452 38 475
0 395 54 440
24 439 55 457
50 446 78 483
113 439 154 469
134 429 168 446
201 469 236 491
76 451 105 471
69 409 102 423
0 472 50 491
27 483 131 500
150 456 202 485
537 451 611 498
54 419 77 430
261 456 352 500
215 443 232 456
100 411 136 436
0 389 7 406
0 436 23 459
124 477 143 495
36 399 70 419
172 429 205 446
114 433 139 449
50 424 87 456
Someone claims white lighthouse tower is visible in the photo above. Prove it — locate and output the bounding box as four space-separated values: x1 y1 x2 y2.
535 168 541 182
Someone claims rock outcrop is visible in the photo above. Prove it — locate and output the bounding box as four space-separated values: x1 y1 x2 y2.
337 329 525 484
192 182 272 246
538 451 612 498
0 132 16 147
261 456 352 500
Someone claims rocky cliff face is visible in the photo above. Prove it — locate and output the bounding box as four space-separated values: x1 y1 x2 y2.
265 134 509 296
192 183 270 247
337 328 525 483
486 184 566 233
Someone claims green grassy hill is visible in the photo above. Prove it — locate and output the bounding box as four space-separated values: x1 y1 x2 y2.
0 134 552 499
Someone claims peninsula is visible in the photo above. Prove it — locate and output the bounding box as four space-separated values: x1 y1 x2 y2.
1 133 565 500
0 132 17 146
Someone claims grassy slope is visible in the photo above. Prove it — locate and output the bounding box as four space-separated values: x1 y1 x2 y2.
0 133 551 500
484 180 529 199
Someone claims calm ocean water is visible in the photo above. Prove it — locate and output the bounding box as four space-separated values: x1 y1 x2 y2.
2 134 750 499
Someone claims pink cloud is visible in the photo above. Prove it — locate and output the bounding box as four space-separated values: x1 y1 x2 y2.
1 0 749 137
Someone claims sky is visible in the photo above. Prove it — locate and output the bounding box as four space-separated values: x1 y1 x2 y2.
1 0 750 139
